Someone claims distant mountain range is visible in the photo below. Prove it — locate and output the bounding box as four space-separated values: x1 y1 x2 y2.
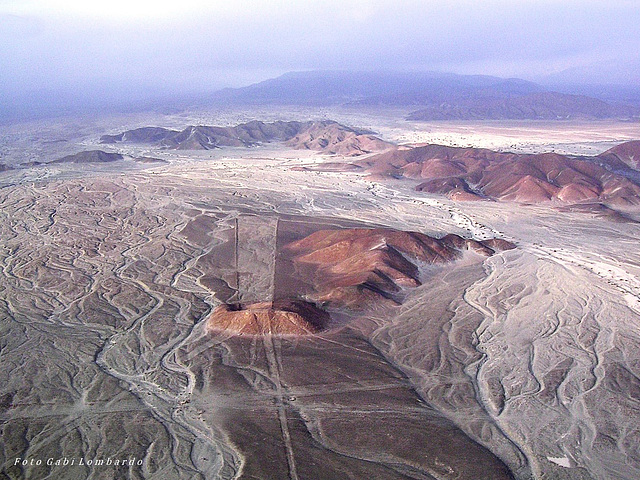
210 71 640 121
100 120 393 155
406 91 634 121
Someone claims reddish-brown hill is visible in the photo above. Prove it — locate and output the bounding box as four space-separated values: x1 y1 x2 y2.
356 142 640 205
283 228 515 309
285 121 392 156
207 300 330 336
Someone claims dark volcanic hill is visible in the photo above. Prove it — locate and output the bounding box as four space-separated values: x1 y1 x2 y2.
208 70 638 120
52 150 124 164
354 141 640 205
283 228 515 309
100 120 392 155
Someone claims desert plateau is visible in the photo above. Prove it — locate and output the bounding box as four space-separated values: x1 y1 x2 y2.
0 102 639 480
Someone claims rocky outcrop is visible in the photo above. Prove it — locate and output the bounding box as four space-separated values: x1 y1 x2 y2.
207 300 330 335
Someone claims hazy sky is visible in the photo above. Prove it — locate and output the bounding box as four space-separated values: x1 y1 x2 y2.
1 0 639 110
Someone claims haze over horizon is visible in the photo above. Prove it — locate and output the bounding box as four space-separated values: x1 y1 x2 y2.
1 0 639 118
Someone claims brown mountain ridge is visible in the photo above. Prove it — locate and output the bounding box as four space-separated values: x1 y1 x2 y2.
354 141 640 205
283 228 515 310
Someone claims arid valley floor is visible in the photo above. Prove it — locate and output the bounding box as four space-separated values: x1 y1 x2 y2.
1 108 640 480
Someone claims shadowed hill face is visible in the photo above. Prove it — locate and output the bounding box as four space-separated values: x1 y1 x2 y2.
100 120 393 155
357 141 640 205
283 228 515 309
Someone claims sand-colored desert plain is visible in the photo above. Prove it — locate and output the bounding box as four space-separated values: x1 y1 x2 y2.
1 108 639 480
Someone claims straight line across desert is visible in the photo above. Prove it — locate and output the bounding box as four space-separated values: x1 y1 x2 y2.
1 2 640 480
